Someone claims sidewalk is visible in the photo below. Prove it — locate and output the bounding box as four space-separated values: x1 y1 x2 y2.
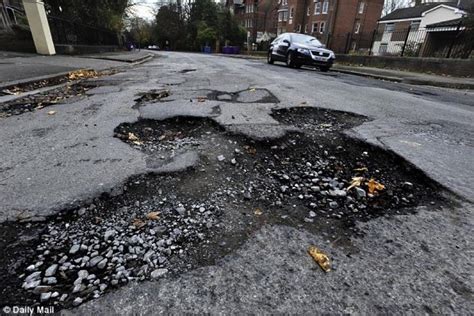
332 64 474 90
215 53 473 90
0 50 155 87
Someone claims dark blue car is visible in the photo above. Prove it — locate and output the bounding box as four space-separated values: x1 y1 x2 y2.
267 33 336 72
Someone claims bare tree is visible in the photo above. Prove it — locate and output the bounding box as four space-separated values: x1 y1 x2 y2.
382 0 408 16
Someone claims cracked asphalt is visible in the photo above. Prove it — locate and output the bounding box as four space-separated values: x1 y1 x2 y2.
1 52 473 314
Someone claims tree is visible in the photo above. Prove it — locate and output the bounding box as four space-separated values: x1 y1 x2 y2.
196 21 217 46
126 17 154 48
382 0 408 16
153 0 246 51
154 4 185 50
44 0 133 32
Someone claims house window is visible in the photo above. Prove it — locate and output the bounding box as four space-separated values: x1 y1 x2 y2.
283 0 287 5
358 2 365 14
296 24 301 32
354 22 361 34
379 43 388 54
290 7 294 18
307 6 311 16
385 23 394 32
278 12 283 22
410 21 420 32
314 2 321 14
312 22 318 33
322 1 329 14
320 21 326 33
304 24 308 33
283 11 288 21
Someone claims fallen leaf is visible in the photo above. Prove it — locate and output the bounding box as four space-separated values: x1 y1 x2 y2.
354 167 368 172
132 218 146 229
308 245 331 272
47 110 56 115
68 69 99 80
249 88 256 92
347 176 364 191
254 208 263 216
243 145 257 155
196 96 207 102
128 132 139 141
366 178 385 194
146 211 160 221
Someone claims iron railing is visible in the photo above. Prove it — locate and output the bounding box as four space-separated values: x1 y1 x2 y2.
369 24 472 59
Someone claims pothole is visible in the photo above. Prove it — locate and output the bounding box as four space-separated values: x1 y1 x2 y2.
179 69 196 74
0 76 69 96
132 89 171 109
206 88 279 103
0 82 100 118
1 108 452 311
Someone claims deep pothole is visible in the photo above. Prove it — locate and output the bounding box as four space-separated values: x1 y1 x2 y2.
0 108 451 311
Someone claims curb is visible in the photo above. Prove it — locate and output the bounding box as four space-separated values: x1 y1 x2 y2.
83 53 154 64
331 68 402 83
331 67 474 90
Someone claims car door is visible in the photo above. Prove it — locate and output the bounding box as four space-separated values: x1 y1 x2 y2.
269 36 282 59
276 34 291 59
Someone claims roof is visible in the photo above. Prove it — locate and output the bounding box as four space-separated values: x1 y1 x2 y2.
379 2 460 22
426 17 464 28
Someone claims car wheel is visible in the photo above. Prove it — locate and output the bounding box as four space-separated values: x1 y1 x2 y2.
267 51 274 64
286 51 295 68
320 66 330 72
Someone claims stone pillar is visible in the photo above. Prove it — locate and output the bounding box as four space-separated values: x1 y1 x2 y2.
22 0 56 55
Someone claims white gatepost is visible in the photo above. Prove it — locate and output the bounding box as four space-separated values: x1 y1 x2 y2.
22 0 56 55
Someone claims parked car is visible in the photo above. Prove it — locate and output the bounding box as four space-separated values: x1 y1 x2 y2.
147 45 160 50
267 33 335 72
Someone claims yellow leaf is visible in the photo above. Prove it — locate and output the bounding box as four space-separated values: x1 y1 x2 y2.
308 245 331 272
47 110 56 115
347 176 364 191
366 178 385 194
249 88 256 92
128 132 139 141
146 211 160 221
354 167 368 172
254 208 263 216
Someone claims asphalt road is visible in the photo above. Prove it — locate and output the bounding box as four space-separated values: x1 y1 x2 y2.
1 52 473 314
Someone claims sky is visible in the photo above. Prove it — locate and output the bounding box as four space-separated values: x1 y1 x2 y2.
131 0 158 21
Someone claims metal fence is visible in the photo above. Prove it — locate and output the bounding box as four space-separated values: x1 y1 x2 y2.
47 16 120 46
369 23 472 59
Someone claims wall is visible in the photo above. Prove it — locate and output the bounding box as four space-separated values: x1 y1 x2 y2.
420 5 465 28
335 54 474 77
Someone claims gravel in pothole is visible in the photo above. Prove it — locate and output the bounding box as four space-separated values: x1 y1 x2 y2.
1 179 222 308
1 107 451 310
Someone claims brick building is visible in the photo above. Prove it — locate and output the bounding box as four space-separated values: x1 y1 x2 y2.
226 0 279 43
277 0 384 53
